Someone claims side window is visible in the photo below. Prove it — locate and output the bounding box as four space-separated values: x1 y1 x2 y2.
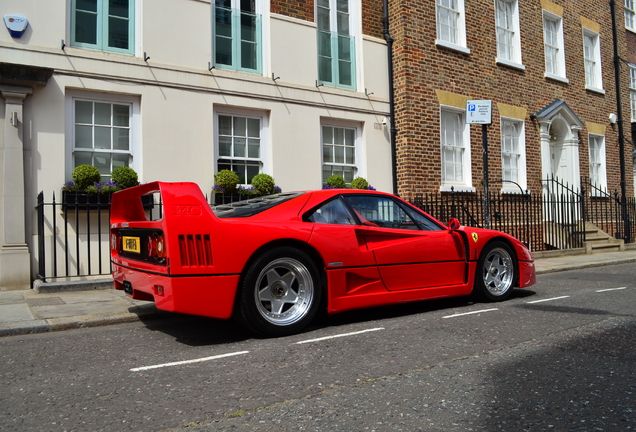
344 196 421 230
71 0 135 55
306 198 355 225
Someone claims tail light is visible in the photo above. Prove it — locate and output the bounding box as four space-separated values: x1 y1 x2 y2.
111 231 120 253
147 234 166 259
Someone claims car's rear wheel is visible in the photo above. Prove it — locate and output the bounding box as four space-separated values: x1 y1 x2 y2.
474 241 515 302
237 247 321 337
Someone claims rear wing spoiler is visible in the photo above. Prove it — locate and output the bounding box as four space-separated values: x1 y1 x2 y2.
111 181 218 226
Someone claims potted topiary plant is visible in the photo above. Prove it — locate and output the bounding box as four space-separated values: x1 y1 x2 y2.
213 169 240 204
350 177 369 190
251 173 276 195
111 166 139 189
325 175 346 189
62 165 105 206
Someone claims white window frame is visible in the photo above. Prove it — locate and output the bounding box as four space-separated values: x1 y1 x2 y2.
320 119 362 186
500 118 527 193
440 107 473 192
543 11 568 83
588 134 607 195
626 0 636 32
436 0 470 54
495 0 524 70
583 29 604 93
629 64 636 122
65 91 140 181
214 107 270 185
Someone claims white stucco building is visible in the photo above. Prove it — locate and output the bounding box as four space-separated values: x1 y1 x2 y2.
0 0 391 289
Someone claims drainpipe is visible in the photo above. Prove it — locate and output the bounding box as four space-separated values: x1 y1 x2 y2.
382 0 398 195
610 0 631 242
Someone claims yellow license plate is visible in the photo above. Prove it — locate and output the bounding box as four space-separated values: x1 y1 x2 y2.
122 236 141 253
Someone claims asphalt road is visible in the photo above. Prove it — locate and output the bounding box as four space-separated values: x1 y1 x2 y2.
1 263 635 432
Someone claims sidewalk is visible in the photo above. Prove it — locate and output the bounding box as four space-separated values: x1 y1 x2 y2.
2 249 636 338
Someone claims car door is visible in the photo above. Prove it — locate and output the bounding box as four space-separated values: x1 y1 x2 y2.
343 195 467 291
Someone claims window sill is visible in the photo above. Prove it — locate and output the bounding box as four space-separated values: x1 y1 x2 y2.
496 58 526 71
544 72 569 84
501 188 530 195
436 40 471 55
585 85 606 95
440 185 476 193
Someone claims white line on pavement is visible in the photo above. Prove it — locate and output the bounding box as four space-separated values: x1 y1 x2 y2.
596 287 627 292
295 327 385 344
442 308 498 319
130 351 250 372
526 296 570 304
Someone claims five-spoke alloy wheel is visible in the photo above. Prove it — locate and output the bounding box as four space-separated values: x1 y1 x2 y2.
474 241 516 302
238 247 321 337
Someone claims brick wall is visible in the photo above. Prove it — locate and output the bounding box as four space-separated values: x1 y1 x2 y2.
388 0 632 199
270 0 384 38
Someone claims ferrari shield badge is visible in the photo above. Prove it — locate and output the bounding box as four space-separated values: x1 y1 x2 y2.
471 232 479 242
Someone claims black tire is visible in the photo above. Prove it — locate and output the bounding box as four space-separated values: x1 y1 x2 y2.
236 247 321 337
473 241 516 302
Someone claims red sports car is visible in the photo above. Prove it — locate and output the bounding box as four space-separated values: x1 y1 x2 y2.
110 182 535 337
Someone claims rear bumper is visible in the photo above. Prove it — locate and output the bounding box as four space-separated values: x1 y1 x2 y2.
518 260 536 288
112 264 240 320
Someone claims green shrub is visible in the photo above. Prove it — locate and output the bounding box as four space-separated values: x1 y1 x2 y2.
326 175 346 189
72 165 101 190
111 166 139 189
214 169 239 193
350 177 369 190
251 173 276 195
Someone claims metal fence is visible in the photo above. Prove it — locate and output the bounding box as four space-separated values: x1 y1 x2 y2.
35 178 635 280
411 176 634 253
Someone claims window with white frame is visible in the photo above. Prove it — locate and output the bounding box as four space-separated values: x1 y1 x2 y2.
630 64 636 121
71 97 135 178
500 119 527 191
71 0 135 55
322 124 357 185
495 0 523 68
440 109 471 188
436 0 469 53
543 11 567 81
216 112 265 184
626 0 636 31
316 0 357 89
583 30 603 92
588 134 607 192
213 0 262 74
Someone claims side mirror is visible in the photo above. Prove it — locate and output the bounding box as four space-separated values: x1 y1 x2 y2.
447 218 461 230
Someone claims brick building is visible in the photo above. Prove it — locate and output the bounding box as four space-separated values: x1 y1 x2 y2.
387 0 632 200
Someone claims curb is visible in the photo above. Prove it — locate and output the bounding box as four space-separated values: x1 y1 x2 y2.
0 306 167 338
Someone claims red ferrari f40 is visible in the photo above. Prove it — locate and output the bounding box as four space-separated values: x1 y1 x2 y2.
110 182 535 336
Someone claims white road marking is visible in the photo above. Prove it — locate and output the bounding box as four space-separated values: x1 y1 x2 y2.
526 295 570 304
596 287 627 292
130 351 249 372
442 308 498 319
295 327 385 344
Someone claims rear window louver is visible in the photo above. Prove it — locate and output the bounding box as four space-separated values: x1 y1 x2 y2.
178 234 213 267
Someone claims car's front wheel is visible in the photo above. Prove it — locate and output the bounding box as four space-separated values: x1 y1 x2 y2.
474 241 515 302
237 247 321 337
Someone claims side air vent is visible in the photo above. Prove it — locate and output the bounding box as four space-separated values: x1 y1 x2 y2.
178 234 213 267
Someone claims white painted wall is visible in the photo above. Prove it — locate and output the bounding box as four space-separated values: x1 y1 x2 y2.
1 0 391 281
